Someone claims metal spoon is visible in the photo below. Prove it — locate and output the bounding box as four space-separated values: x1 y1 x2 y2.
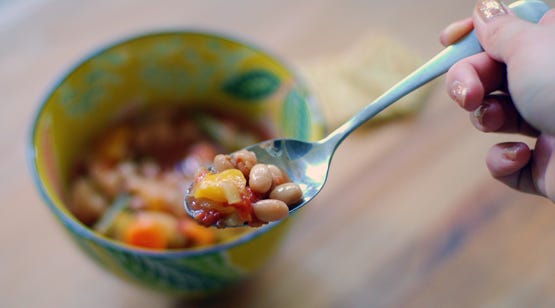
186 0 549 226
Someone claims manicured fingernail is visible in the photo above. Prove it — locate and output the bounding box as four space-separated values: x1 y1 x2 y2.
473 102 489 127
502 144 519 161
450 80 467 106
477 0 508 22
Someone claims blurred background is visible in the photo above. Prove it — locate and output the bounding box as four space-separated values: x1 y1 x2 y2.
2 0 555 307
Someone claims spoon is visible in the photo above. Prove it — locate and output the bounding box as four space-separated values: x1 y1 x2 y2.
185 0 550 225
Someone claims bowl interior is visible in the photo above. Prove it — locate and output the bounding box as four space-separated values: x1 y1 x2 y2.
30 31 325 253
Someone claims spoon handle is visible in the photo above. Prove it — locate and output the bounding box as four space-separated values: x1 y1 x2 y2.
323 0 550 147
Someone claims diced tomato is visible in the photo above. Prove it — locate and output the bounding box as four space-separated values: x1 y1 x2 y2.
225 187 263 225
195 209 223 227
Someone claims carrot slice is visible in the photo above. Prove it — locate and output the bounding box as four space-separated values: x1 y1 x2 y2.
123 216 168 249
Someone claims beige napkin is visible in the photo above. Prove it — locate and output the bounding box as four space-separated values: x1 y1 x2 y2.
300 33 434 130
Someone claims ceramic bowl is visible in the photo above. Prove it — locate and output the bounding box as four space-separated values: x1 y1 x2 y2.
28 31 325 297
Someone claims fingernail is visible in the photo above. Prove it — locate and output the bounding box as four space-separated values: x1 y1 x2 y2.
473 102 489 127
502 144 519 161
450 80 467 106
477 0 508 22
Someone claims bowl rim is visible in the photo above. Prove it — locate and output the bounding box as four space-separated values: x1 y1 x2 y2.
27 29 320 258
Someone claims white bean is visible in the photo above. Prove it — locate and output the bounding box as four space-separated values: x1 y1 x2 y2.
269 183 303 205
252 199 289 222
213 154 234 172
249 164 273 194
267 164 290 187
232 150 257 176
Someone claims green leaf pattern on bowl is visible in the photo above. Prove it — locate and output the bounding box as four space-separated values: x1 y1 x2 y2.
222 69 281 100
104 246 243 292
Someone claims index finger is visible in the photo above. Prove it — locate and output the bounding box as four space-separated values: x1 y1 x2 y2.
440 17 474 46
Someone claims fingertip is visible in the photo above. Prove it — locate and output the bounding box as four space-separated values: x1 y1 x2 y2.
468 95 540 136
486 142 531 178
440 18 474 46
472 0 535 62
446 62 484 111
474 0 509 24
470 99 504 132
446 51 506 111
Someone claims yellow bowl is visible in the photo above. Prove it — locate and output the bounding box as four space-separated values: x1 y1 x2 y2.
28 31 325 297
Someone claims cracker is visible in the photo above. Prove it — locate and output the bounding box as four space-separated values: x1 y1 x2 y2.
300 33 434 130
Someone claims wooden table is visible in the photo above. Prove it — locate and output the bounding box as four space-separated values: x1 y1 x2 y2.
3 0 555 307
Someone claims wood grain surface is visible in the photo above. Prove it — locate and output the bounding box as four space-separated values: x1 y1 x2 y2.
2 0 555 307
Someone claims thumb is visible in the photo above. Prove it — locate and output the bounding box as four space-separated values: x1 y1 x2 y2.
472 0 538 62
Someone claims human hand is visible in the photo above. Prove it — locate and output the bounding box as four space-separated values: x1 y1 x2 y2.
441 0 555 201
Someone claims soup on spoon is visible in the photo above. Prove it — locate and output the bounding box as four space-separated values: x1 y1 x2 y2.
185 149 303 228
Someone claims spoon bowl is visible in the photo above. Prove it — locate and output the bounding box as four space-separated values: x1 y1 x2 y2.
241 138 336 214
185 0 550 225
